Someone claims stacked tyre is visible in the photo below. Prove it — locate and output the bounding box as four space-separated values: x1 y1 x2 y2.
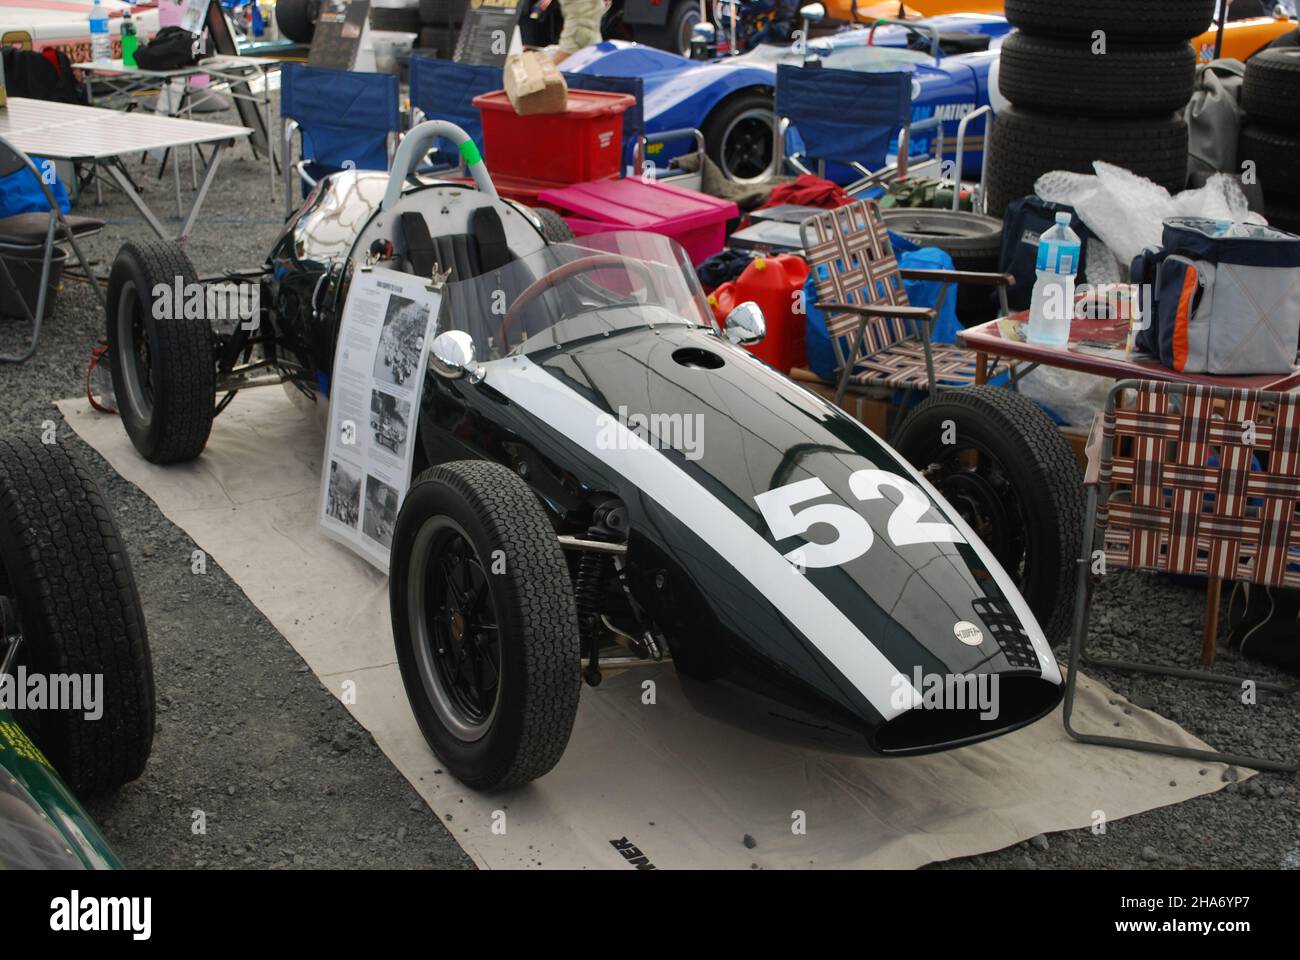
984 0 1214 216
418 0 470 58
1238 47 1300 234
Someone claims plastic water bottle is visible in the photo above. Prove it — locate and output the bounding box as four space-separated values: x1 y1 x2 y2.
121 11 138 68
1027 211 1082 347
90 0 111 63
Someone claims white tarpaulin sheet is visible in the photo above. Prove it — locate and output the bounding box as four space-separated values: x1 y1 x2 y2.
58 391 1238 869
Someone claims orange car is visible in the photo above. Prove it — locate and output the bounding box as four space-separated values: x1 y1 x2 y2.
824 1 1295 62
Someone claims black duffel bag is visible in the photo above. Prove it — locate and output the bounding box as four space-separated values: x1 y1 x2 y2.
133 27 202 71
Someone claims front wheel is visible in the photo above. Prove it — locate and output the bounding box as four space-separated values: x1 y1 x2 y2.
390 460 581 790
703 91 776 184
106 239 215 464
0 435 155 796
891 386 1084 645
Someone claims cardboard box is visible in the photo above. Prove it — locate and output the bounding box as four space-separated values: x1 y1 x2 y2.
502 50 567 116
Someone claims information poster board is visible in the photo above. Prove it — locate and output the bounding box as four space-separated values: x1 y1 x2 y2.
453 0 520 65
319 267 440 573
309 0 372 70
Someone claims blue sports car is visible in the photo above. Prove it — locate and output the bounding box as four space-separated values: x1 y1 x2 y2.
562 13 1012 184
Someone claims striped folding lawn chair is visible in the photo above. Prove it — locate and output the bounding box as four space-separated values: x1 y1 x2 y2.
800 199 1012 406
1063 379 1299 771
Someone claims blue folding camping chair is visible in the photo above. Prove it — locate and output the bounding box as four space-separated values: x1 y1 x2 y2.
773 63 939 193
407 57 499 173
280 63 401 218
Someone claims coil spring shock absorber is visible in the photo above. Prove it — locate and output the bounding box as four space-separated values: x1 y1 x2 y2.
576 500 627 686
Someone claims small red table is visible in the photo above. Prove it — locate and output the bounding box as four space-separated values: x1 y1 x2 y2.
959 311 1300 391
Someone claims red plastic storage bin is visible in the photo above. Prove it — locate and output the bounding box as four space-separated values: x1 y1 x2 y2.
452 171 617 211
537 178 738 264
473 89 635 185
708 254 810 374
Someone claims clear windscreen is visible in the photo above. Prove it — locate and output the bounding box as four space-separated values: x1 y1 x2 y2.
438 231 716 360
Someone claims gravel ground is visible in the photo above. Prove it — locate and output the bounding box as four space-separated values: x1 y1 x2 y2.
1 90 1296 871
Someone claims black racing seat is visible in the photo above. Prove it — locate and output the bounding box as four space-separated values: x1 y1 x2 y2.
399 204 514 282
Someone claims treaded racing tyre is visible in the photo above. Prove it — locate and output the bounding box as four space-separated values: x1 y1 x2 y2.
1242 47 1300 131
0 434 155 796
531 207 576 243
998 33 1196 117
107 239 216 464
891 386 1084 645
1004 0 1215 43
1240 122 1300 202
371 6 421 33
881 209 1003 326
984 107 1189 217
390 460 581 790
703 90 776 184
1265 198 1300 235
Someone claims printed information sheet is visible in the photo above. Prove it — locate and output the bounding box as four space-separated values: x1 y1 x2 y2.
319 267 440 573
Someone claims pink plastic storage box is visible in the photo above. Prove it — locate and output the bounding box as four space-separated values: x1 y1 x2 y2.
536 179 739 264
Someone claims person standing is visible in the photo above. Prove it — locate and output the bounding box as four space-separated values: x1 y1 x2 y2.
552 0 605 63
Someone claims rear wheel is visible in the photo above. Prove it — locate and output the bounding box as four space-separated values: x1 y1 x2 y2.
106 240 216 464
390 460 580 790
531 206 575 243
275 0 320 43
703 91 776 184
891 386 1084 645
631 0 701 56
0 435 155 796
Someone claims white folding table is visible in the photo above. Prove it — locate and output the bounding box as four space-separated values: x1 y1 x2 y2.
0 97 252 244
73 56 279 198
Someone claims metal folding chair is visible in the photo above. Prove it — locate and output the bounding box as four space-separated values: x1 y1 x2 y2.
0 136 105 364
280 63 401 218
799 199 1010 405
773 63 939 194
1063 379 1299 772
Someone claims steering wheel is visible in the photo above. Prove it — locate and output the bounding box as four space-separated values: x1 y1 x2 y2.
498 254 661 353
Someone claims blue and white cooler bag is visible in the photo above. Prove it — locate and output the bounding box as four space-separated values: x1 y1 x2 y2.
1132 218 1300 375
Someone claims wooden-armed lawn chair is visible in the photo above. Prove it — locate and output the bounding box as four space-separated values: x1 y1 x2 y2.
1063 380 1299 772
799 199 1012 406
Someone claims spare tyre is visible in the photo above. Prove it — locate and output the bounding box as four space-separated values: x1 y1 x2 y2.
1242 47 1300 132
881 209 1003 326
1239 123 1300 202
998 34 1196 117
984 107 1189 217
1004 0 1215 43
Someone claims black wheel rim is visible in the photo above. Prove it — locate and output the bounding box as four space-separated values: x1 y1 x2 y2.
408 516 501 740
720 109 775 183
925 442 1030 587
115 279 155 421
